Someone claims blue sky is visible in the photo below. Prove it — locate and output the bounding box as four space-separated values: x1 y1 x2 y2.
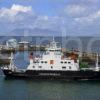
0 0 100 36
0 0 68 16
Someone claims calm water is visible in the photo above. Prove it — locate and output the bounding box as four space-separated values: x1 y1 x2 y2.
0 77 100 100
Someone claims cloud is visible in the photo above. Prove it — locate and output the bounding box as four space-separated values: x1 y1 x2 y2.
63 3 98 18
1 2 100 36
11 4 32 13
64 4 86 17
87 0 99 3
74 10 100 24
33 16 61 30
0 4 32 19
0 4 62 35
57 1 100 36
0 4 35 33
62 2 100 26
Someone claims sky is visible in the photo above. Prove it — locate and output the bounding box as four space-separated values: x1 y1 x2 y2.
0 0 100 36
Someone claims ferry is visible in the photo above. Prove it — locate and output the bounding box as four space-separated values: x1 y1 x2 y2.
1 38 100 80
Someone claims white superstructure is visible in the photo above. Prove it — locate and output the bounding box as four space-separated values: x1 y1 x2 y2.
27 38 79 71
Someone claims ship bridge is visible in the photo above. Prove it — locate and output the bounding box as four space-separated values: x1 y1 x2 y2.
46 38 61 51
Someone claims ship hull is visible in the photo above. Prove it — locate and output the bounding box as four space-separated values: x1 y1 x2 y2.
2 69 100 80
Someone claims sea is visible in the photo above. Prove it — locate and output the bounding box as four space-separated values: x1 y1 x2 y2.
0 36 100 100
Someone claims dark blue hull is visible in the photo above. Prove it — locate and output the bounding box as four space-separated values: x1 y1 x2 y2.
2 69 100 80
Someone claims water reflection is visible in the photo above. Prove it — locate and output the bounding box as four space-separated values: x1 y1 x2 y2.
0 77 100 100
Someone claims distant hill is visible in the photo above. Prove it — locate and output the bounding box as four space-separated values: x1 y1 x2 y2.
9 28 61 36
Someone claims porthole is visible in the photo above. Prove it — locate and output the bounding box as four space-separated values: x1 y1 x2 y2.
68 62 71 64
33 66 35 68
41 61 43 63
39 66 42 68
45 61 47 63
51 66 53 69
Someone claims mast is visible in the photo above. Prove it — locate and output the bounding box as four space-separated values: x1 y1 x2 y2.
29 52 34 64
9 52 17 71
95 53 99 71
53 36 55 42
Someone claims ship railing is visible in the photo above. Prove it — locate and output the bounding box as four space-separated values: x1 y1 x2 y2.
80 67 96 71
15 69 26 72
1 65 9 69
